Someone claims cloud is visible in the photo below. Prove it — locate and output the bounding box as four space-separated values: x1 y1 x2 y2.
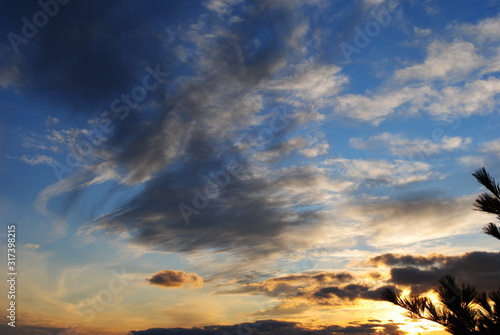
457 155 486 167
454 14 500 42
128 319 406 335
333 75 500 123
324 158 436 186
204 0 245 15
350 132 471 157
45 116 60 127
10 154 55 166
266 65 349 100
413 26 431 35
0 44 21 89
34 0 384 265
481 139 500 155
426 77 500 117
331 14 500 124
333 85 432 124
368 253 447 267
81 164 334 258
147 270 203 288
336 194 487 247
312 283 400 302
394 41 483 82
230 271 356 296
366 251 500 294
458 140 500 177
24 243 41 250
220 269 400 313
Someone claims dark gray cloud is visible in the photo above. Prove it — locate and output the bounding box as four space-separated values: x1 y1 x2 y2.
147 269 203 288
218 270 398 312
8 0 361 262
270 272 355 284
368 253 447 267
128 319 406 335
66 0 340 260
220 271 356 297
312 284 401 302
368 251 500 294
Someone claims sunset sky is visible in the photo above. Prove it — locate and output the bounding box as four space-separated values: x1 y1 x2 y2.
1 0 500 334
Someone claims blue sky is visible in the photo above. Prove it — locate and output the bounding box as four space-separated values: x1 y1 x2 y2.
0 0 500 334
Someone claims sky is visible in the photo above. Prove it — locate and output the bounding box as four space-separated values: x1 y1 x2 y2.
0 0 500 334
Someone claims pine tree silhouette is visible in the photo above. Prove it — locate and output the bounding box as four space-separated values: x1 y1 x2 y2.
380 168 500 334
472 167 500 240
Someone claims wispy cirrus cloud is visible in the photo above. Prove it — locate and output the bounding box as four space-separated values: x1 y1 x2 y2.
350 132 471 156
324 157 436 186
9 154 55 166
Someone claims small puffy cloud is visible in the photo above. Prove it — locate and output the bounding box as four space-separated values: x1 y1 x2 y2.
394 41 483 82
300 140 329 158
24 243 41 250
204 0 244 15
147 270 203 288
45 116 61 127
413 26 431 35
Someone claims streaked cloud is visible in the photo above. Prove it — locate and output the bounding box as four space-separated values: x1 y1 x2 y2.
324 158 436 186
350 132 471 156
10 154 55 166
